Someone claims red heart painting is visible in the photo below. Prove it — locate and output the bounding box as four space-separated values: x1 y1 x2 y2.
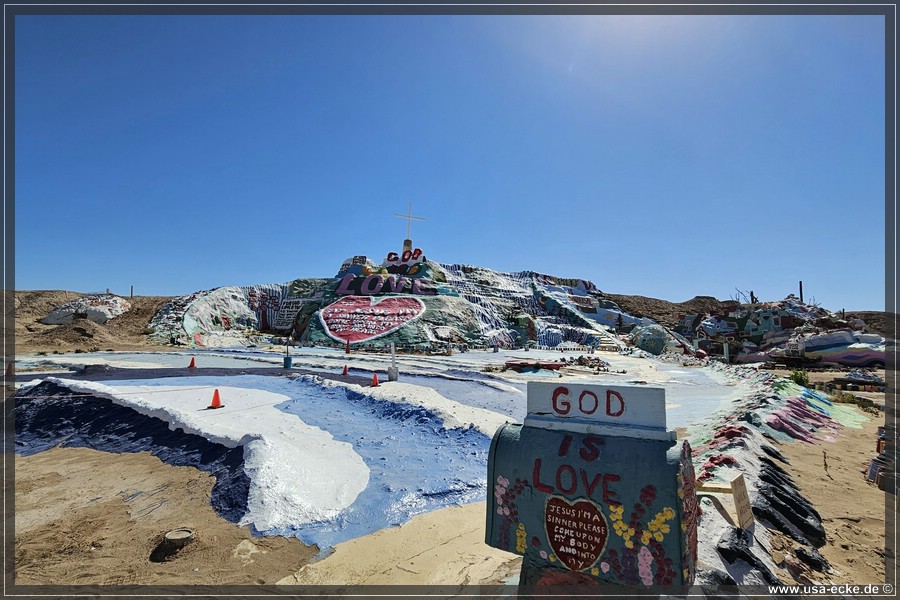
319 296 426 344
544 496 609 572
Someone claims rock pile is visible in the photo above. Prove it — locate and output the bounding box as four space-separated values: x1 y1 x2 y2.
40 294 131 325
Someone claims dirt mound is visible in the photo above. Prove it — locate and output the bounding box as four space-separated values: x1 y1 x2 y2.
846 311 896 339
31 318 118 348
599 293 730 329
102 296 174 339
16 447 316 585
15 291 176 354
679 295 736 317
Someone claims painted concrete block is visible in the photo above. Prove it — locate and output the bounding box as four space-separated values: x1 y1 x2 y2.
486 382 698 588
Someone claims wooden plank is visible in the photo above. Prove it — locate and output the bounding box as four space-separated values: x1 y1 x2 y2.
731 474 755 530
695 483 732 494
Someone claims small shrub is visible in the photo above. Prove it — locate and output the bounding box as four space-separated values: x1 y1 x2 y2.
36 351 47 356
52 350 62 355
74 348 84 353
87 346 100 353
789 369 810 387
830 391 880 414
831 391 856 404
856 396 877 412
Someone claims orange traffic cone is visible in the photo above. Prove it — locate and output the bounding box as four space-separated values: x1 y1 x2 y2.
371 373 379 387
342 365 348 376
188 357 196 369
5 362 13 378
208 389 222 409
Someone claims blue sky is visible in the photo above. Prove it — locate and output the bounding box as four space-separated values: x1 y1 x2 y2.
14 13 887 311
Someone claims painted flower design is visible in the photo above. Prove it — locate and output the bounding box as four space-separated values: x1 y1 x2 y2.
604 486 679 586
515 522 527 553
639 485 657 505
494 474 526 552
638 545 654 585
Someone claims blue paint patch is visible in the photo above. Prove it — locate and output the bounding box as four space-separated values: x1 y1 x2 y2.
398 372 526 421
269 379 491 550
800 390 834 416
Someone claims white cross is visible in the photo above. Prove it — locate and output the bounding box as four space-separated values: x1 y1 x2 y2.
394 202 426 240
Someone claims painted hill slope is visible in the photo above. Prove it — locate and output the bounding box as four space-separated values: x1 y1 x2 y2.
139 254 655 352
13 248 890 362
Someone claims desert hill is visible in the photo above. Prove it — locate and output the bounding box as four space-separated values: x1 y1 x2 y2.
597 293 732 328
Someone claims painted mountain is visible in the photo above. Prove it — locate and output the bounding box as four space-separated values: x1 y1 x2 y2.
147 247 639 351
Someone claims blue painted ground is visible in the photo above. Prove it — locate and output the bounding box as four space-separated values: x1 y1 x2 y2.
272 378 490 550
377 371 527 421
94 375 493 551
345 364 741 430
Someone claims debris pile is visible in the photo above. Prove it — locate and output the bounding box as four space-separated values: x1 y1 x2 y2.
844 369 884 384
567 355 610 369
866 426 891 489
675 295 886 368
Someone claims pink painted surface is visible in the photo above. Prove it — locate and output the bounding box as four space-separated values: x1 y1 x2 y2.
319 296 426 344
